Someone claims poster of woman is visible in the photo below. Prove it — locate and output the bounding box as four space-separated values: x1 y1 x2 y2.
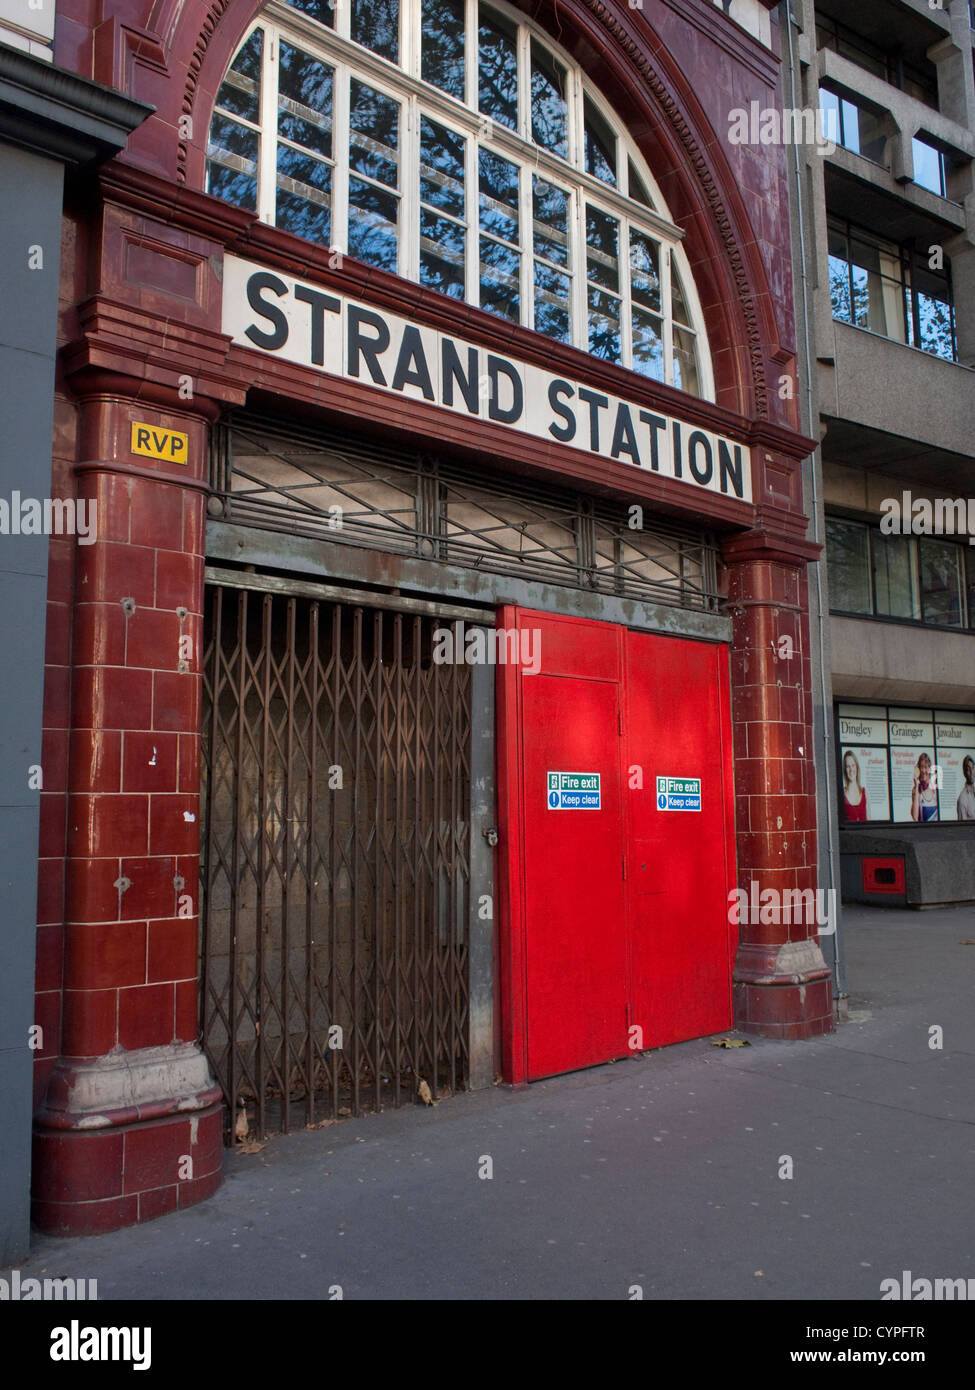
840 747 889 821
910 752 939 822
889 745 936 822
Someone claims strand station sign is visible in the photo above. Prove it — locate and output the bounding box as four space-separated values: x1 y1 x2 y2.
223 256 752 502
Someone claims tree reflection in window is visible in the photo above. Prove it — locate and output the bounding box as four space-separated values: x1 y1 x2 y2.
208 3 711 396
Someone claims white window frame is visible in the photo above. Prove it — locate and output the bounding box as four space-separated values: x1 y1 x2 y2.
207 0 715 399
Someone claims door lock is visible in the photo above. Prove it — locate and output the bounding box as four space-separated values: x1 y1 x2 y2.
483 826 500 848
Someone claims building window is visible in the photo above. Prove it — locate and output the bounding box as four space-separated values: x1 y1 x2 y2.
815 15 938 109
912 136 951 198
827 217 957 362
826 518 974 630
819 88 886 163
206 0 711 396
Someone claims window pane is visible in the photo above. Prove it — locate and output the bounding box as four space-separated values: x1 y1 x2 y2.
276 145 331 241
534 261 570 342
630 231 661 314
420 208 465 299
855 105 886 163
479 8 518 131
587 285 621 363
586 205 618 292
348 178 399 271
207 114 259 209
828 228 852 324
919 539 963 626
913 137 945 196
349 80 399 187
420 118 465 218
215 29 263 123
671 263 693 327
819 89 840 146
532 177 568 266
826 520 871 613
849 236 905 340
915 290 955 360
479 149 519 243
632 308 664 381
351 0 399 63
530 40 567 158
628 160 653 209
968 551 975 630
278 43 333 159
584 98 616 185
479 237 520 321
422 0 465 98
284 0 334 27
872 532 918 619
673 326 699 396
841 99 860 154
207 160 258 211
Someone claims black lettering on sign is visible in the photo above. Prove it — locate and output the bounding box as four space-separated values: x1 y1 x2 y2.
577 388 608 453
610 403 640 465
295 285 340 366
672 421 683 478
718 440 745 499
442 340 480 413
487 356 523 424
391 326 435 400
136 427 151 450
347 306 390 385
245 272 289 351
548 380 576 442
639 412 666 472
687 430 713 486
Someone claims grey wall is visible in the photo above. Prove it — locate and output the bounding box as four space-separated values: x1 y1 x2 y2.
0 141 63 1267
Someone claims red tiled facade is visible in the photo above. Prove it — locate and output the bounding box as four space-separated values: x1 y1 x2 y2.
33 0 831 1236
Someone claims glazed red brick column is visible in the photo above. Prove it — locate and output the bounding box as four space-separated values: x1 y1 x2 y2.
722 528 833 1039
32 392 223 1235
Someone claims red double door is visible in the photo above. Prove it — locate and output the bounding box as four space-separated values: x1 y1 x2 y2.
497 608 737 1082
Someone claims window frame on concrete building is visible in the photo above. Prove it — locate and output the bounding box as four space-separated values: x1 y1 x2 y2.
826 215 958 362
826 516 975 632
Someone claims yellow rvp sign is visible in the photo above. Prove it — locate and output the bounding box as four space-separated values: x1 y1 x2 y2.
130 421 189 464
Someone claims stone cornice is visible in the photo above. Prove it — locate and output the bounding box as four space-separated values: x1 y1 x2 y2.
0 43 151 165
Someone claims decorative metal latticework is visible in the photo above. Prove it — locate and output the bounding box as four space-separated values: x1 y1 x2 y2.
200 583 472 1140
209 414 720 612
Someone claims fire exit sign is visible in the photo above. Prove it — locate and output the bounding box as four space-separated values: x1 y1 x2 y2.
656 776 701 811
547 772 601 810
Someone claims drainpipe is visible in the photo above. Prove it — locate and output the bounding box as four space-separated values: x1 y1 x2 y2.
783 0 846 1002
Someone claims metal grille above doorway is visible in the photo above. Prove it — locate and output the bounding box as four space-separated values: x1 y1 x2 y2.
208 414 719 612
200 577 474 1141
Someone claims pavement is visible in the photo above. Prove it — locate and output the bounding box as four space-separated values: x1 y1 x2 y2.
8 903 975 1300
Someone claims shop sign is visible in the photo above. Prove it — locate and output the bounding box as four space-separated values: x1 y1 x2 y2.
222 255 752 503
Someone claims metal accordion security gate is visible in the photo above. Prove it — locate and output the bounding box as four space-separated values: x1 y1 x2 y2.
200 573 473 1140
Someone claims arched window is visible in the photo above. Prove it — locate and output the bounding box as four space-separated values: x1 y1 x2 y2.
206 0 712 397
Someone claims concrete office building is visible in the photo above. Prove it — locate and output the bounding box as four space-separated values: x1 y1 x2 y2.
783 0 975 916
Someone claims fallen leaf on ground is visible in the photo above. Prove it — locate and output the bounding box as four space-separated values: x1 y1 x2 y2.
710 1038 750 1048
239 1141 266 1155
417 1078 434 1106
